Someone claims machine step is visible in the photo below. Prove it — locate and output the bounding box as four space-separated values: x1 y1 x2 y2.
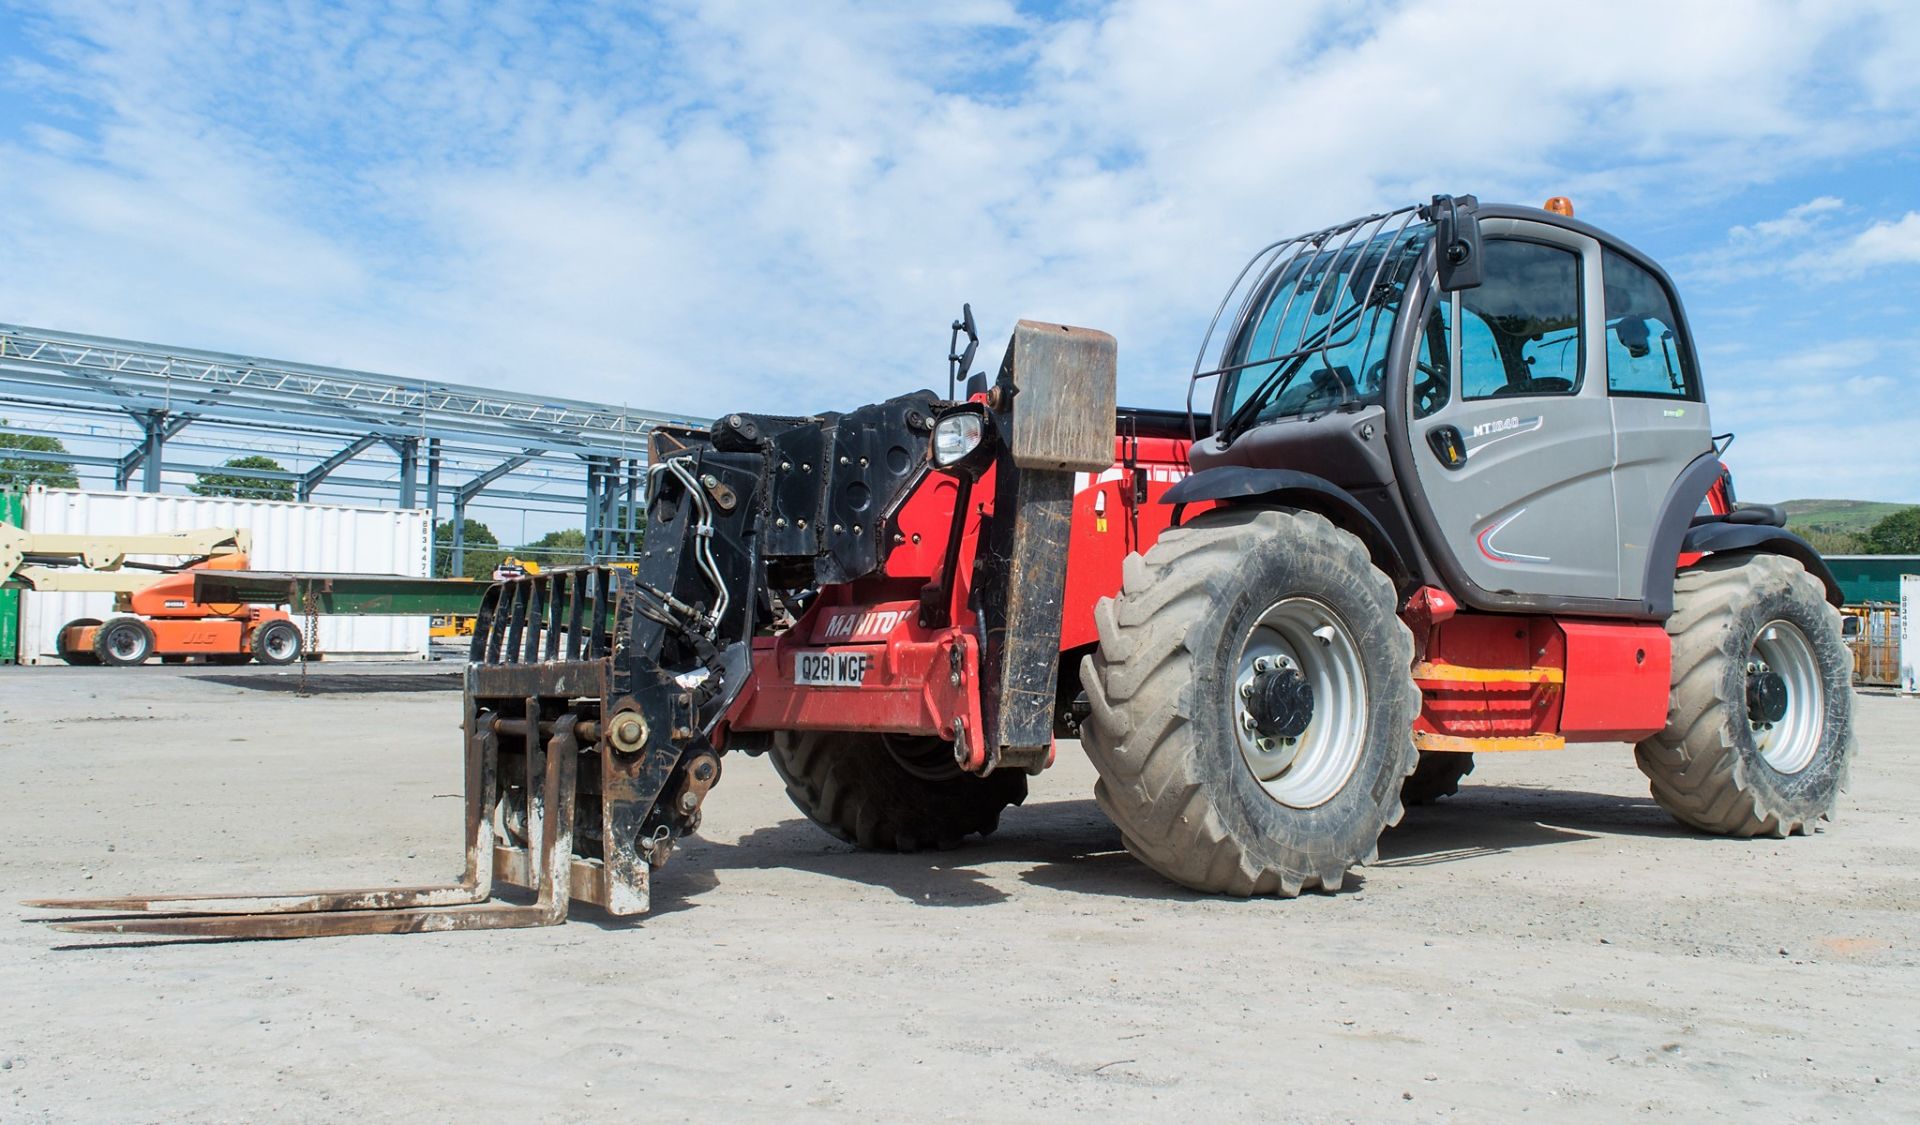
1412 660 1564 684
1413 731 1567 753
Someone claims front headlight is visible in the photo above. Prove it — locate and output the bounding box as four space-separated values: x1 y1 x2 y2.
932 411 984 467
930 405 997 478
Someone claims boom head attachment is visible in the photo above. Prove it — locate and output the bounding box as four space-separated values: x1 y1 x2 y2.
28 316 1119 940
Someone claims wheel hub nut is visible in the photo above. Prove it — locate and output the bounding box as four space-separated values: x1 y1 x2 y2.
1257 734 1300 771
1245 667 1314 741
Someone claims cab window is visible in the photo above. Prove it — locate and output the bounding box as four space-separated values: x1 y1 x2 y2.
1603 248 1698 399
1459 239 1584 399
1218 225 1431 426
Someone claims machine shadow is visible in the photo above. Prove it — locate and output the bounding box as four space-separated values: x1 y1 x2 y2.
632 780 1695 917
638 817 1023 917
643 801 1165 915
1373 783 1689 866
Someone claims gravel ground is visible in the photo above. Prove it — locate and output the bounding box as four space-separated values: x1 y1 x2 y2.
2 663 1916 1122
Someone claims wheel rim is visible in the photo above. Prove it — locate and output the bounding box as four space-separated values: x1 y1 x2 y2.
107 629 145 660
1747 619 1823 774
264 629 298 662
1232 596 1367 809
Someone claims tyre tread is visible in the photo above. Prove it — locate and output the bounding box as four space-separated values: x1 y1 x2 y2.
1079 507 1418 896
769 730 1025 852
1635 554 1851 837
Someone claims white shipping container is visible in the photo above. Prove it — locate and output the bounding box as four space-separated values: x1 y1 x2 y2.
18 487 432 665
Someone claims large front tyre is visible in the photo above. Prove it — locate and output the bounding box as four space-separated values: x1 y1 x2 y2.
769 730 1027 852
1635 554 1854 837
1079 507 1419 896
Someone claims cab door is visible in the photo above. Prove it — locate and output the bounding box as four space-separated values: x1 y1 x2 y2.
1599 246 1716 602
1406 219 1623 604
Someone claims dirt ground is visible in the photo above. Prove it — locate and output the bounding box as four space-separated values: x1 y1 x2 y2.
2 663 1916 1122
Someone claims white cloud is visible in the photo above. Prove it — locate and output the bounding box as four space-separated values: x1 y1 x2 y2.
1723 417 1920 501
1731 196 1846 242
1689 324 1920 501
0 0 1918 500
1687 195 1920 287
1839 211 1920 269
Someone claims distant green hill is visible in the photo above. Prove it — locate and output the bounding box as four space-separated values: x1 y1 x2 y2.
1775 499 1918 554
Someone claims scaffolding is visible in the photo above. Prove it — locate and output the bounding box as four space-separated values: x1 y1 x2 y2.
0 322 706 572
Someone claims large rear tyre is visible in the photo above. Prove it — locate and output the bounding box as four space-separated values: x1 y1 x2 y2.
769 730 1027 852
1635 554 1854 836
1079 507 1419 896
1402 751 1474 806
56 618 103 665
92 617 155 667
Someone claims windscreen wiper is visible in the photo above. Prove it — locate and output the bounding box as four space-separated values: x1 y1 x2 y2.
1216 298 1369 446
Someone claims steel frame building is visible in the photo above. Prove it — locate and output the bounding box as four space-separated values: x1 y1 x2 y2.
0 322 705 571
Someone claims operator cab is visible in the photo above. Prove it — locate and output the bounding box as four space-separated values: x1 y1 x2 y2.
1185 195 1716 619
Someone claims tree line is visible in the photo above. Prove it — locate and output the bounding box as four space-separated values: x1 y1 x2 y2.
1794 509 1920 556
431 522 596 579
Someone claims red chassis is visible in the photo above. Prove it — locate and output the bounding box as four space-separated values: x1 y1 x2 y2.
725 437 1732 767
725 426 1192 770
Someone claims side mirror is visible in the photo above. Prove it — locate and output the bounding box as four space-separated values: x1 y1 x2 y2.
948 303 980 400
1614 316 1652 358
1431 194 1483 292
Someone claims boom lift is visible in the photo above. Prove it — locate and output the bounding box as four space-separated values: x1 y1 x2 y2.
33 195 1854 939
0 526 304 666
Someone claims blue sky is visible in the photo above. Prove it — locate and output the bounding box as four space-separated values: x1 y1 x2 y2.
1 0 1917 502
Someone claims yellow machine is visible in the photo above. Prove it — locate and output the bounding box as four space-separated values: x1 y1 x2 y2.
428 611 476 639
493 556 541 580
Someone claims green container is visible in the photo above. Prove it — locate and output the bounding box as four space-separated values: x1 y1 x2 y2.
1825 554 1920 605
0 490 21 664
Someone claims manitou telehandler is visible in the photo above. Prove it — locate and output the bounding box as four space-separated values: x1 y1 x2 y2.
34 195 1854 939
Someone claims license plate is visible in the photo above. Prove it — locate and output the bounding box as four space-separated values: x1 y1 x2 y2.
793 649 872 687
